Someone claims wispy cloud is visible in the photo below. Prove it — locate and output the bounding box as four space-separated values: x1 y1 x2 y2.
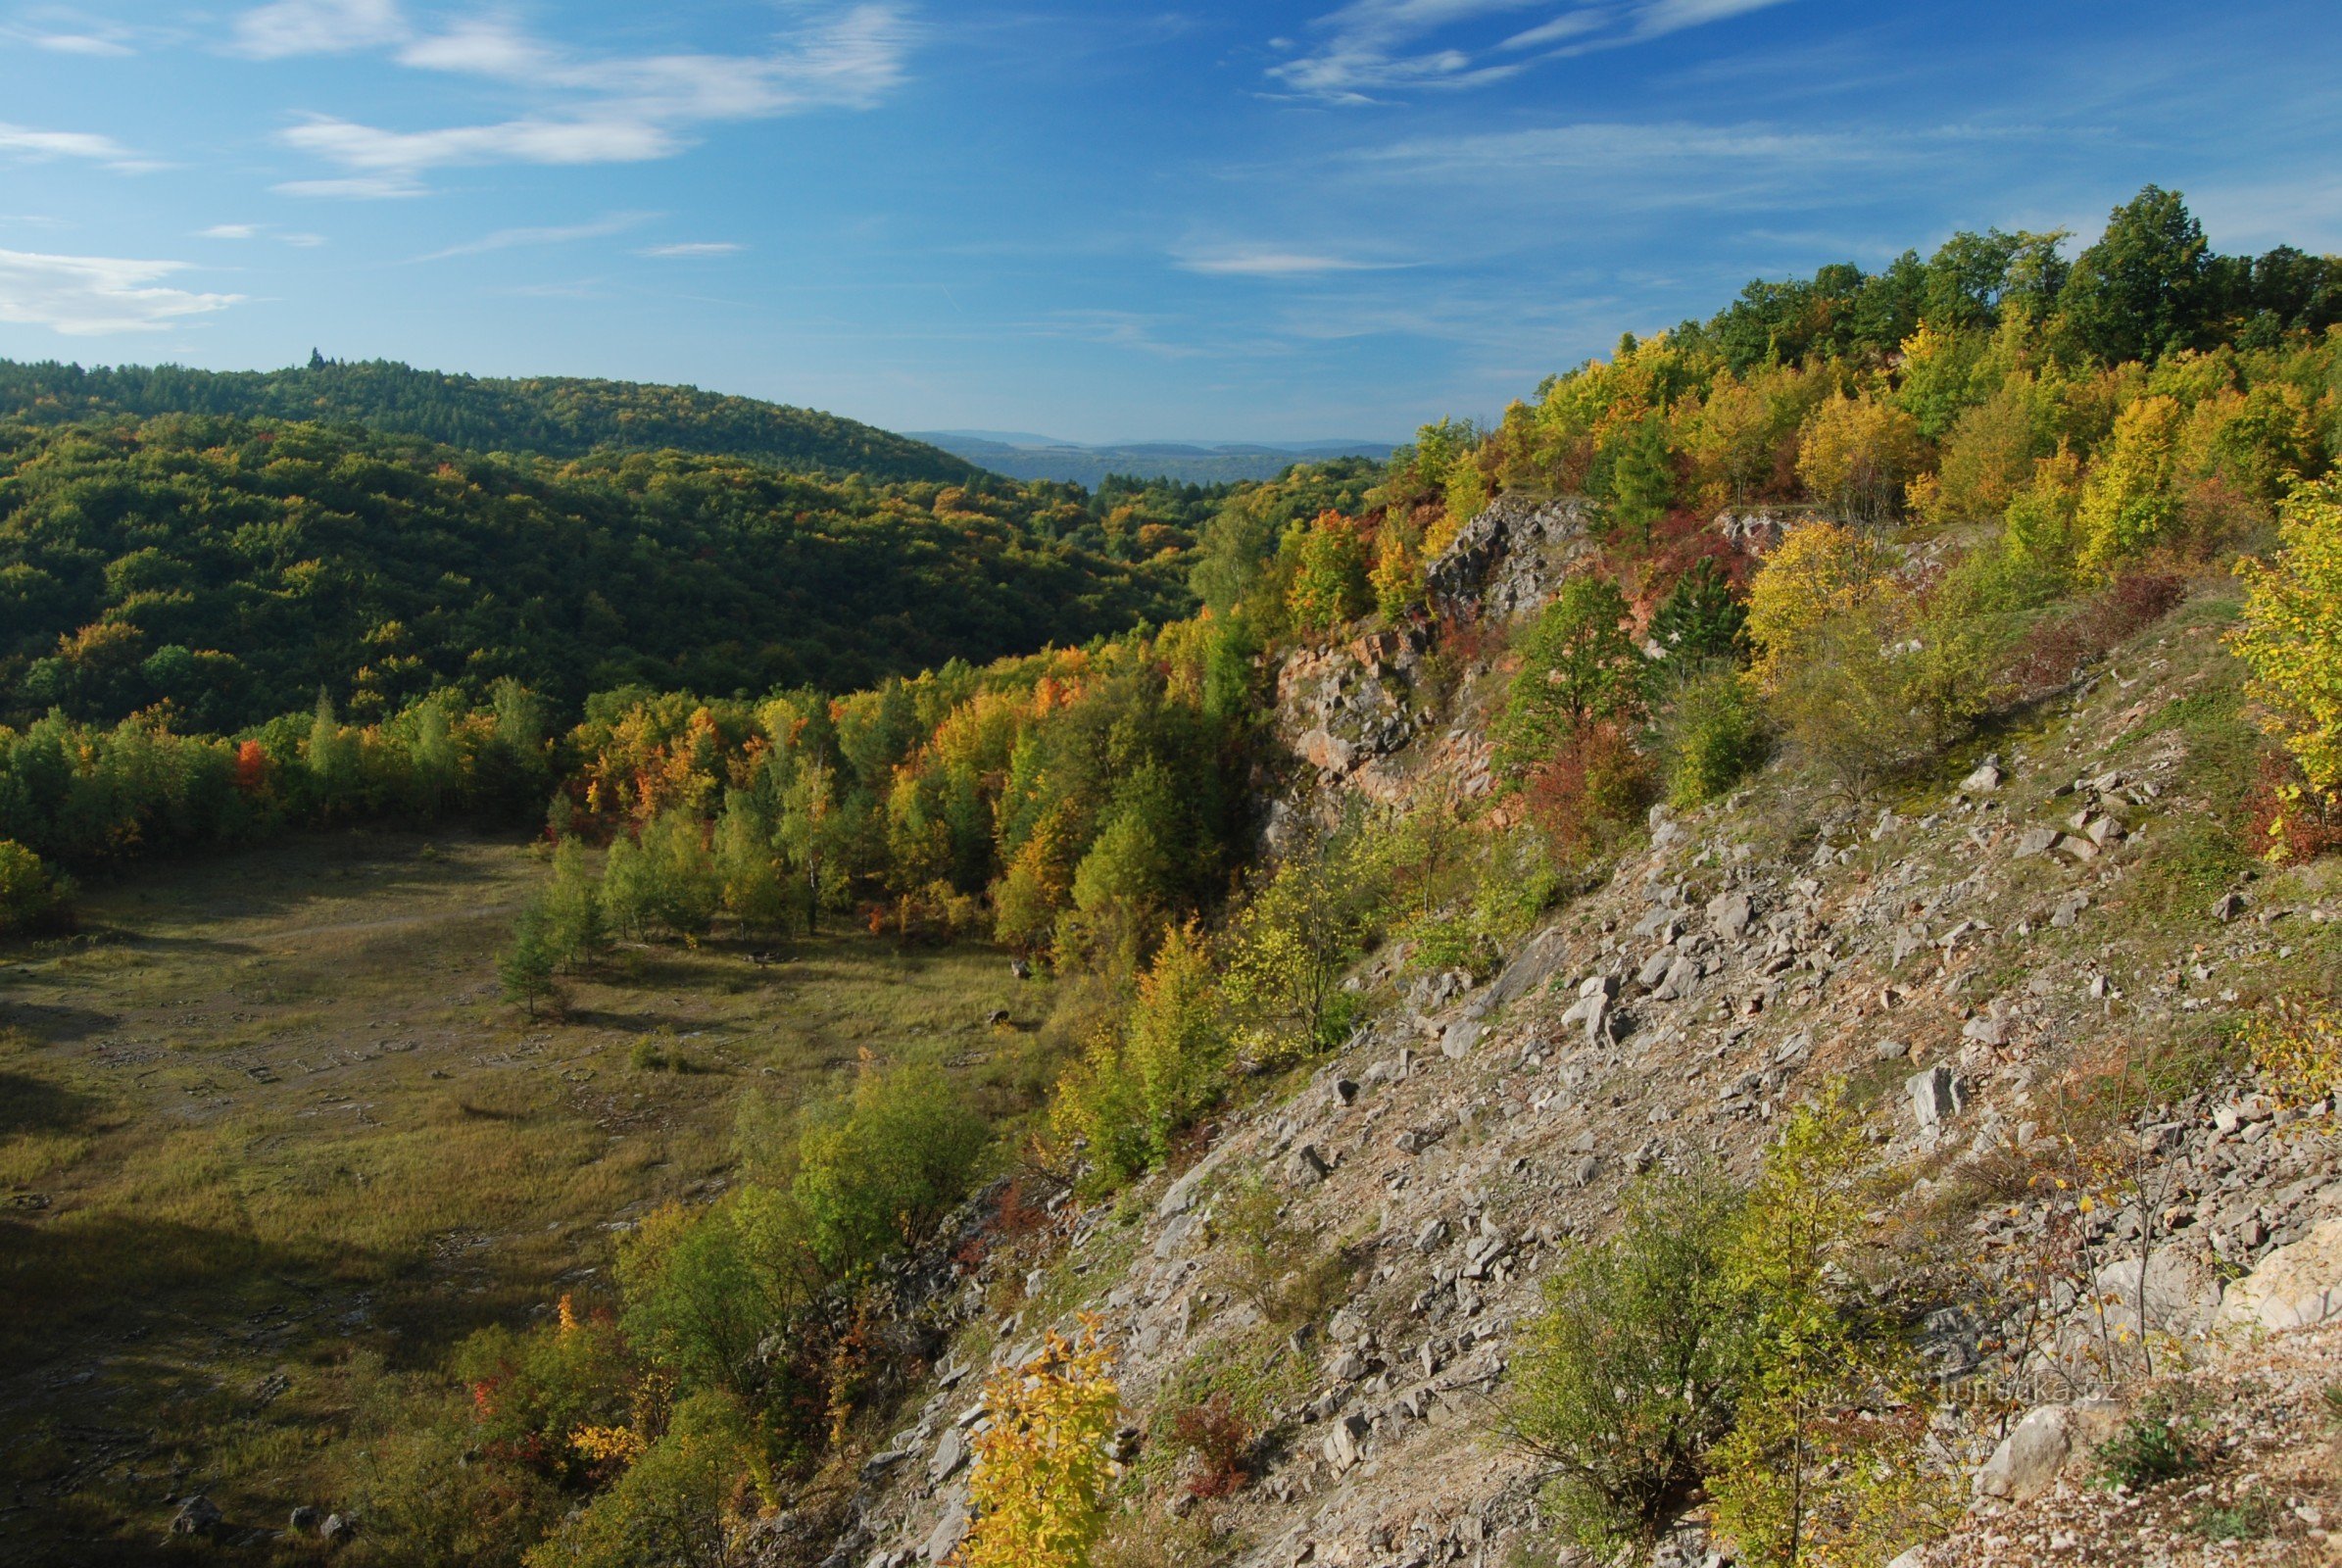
231 0 403 60
638 241 744 258
256 2 914 196
0 249 241 334
200 222 260 239
412 212 653 263
0 121 154 172
1177 248 1409 277
1269 0 1798 102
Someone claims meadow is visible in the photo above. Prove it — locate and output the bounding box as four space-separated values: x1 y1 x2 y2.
0 831 1041 1563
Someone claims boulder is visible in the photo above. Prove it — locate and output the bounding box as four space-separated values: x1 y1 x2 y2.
1322 1413 1370 1472
2216 1214 2342 1334
928 1426 968 1486
924 1496 968 1563
1706 891 1754 937
169 1495 223 1538
1974 1399 2123 1500
1285 1145 1333 1187
2091 1245 2226 1338
1907 1066 1965 1134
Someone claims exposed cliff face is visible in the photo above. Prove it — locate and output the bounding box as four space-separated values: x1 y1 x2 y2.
817 503 2342 1568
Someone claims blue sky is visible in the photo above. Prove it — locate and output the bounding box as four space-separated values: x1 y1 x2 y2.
0 1 2336 444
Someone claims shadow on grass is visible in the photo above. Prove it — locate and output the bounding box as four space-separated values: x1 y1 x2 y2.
0 1000 121 1045
0 1070 105 1136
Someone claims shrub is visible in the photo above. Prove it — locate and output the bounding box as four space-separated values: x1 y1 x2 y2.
2093 1393 2209 1491
957 1318 1122 1568
0 840 73 937
1221 828 1379 1063
2239 998 2342 1111
2076 394 2184 570
454 1298 635 1488
522 1391 756 1568
790 1064 989 1277
1053 921 1229 1192
2231 480 2342 811
1166 1391 1253 1497
1656 661 1767 809
1503 1174 1749 1552
1215 1171 1349 1326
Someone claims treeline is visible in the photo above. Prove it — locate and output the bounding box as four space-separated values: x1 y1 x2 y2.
1367 185 2337 544
0 415 1204 732
0 357 979 484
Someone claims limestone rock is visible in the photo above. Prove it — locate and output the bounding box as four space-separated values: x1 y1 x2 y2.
2216 1214 2342 1334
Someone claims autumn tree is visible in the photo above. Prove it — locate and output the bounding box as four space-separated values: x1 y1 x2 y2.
2232 480 2342 827
1794 392 1925 524
955 1319 1121 1568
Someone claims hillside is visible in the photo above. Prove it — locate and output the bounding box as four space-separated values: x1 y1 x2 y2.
0 359 980 485
0 414 1190 731
7 186 2342 1568
911 432 1397 488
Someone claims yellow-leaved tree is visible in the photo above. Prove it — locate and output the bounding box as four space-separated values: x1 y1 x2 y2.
2230 479 2342 851
955 1317 1122 1568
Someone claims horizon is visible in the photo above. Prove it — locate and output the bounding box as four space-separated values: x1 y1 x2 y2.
0 0 2336 444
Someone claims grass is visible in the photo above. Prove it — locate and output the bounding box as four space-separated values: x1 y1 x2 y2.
0 829 1046 1566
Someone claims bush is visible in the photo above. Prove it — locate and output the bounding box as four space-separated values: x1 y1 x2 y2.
0 840 73 937
1657 662 1767 808
454 1298 635 1488
1284 513 1373 633
957 1319 1122 1568
522 1392 756 1568
790 1064 989 1277
1053 922 1229 1192
1166 1391 1253 1497
1216 1171 1350 1326
1503 1174 1749 1552
2093 1393 2210 1491
2231 479 2342 808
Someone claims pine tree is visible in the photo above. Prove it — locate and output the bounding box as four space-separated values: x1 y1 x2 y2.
499 906 560 1018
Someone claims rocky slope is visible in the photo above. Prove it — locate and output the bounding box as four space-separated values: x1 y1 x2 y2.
816 499 2342 1568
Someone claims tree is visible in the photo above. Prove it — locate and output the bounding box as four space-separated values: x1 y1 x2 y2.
1708 1102 1952 1568
2076 394 2183 570
1052 920 1227 1189
713 794 794 937
1602 411 1675 547
541 838 610 972
1646 559 1748 671
1221 829 1377 1062
1491 575 1641 779
1794 393 1924 523
956 1319 1121 1568
2057 185 2213 365
1284 514 1372 632
2232 480 2342 820
499 907 561 1018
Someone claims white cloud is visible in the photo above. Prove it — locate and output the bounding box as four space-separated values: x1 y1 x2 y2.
1271 0 1798 101
1178 249 1406 276
0 122 149 171
413 212 653 263
27 29 135 55
231 0 403 59
0 249 241 334
638 241 744 258
264 3 913 196
200 222 261 239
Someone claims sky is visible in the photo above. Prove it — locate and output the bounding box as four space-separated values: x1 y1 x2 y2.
0 1 2337 444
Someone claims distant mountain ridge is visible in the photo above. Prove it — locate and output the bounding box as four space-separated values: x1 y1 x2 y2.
0 358 981 485
912 430 1396 487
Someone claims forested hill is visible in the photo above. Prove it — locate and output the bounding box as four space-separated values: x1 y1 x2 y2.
0 358 980 484
0 414 1189 731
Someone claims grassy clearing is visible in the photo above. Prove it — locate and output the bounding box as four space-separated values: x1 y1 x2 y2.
0 830 1044 1565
